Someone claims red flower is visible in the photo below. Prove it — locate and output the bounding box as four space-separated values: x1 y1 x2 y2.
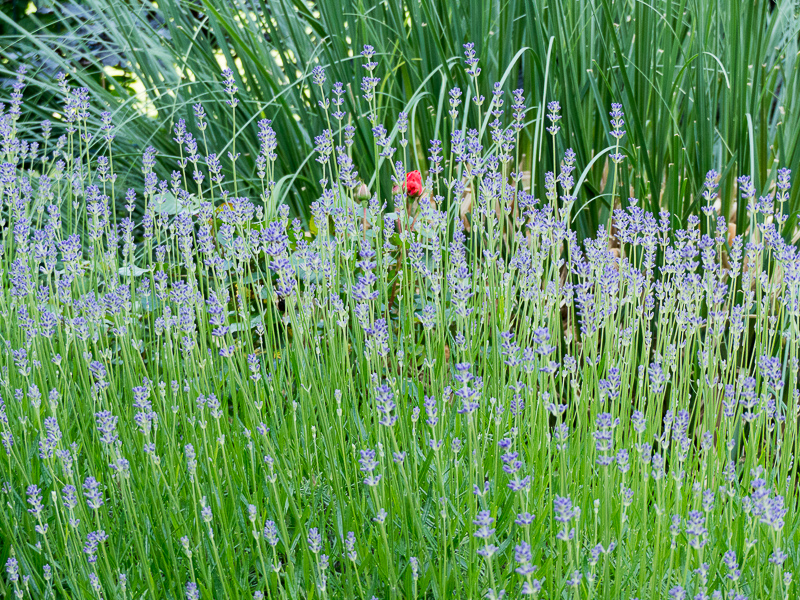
405 170 422 197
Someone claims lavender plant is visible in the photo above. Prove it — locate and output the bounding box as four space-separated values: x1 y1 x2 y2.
0 45 798 600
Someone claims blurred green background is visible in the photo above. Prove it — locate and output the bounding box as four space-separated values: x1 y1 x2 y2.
2 0 799 240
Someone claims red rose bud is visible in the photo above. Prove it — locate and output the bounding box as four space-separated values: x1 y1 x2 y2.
405 170 423 197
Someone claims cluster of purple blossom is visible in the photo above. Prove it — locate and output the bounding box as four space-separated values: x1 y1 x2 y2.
0 43 797 600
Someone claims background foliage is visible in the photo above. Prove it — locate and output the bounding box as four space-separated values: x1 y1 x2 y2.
2 0 800 238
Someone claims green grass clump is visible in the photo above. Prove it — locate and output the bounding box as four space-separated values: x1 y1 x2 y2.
3 0 800 235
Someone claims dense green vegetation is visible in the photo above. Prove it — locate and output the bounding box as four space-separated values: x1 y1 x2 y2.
3 1 799 236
